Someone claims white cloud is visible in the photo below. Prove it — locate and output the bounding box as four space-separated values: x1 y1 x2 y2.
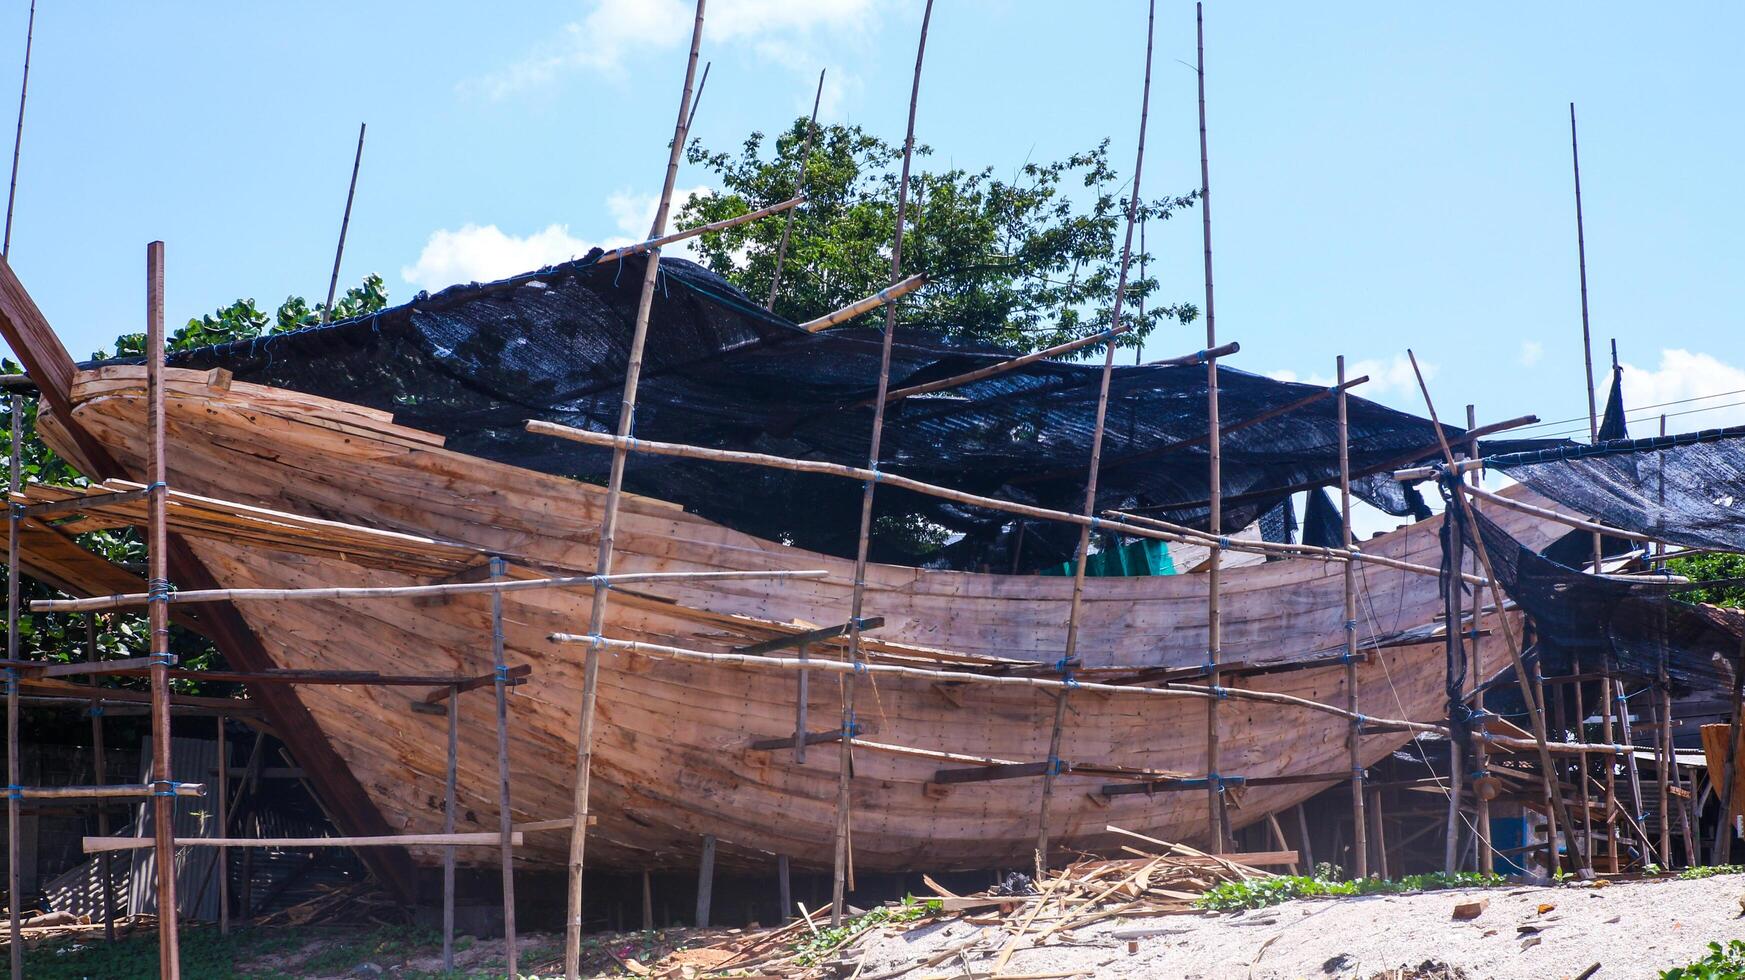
1519 340 1543 367
400 185 718 291
1619 349 1745 432
464 0 879 100
1267 354 1434 399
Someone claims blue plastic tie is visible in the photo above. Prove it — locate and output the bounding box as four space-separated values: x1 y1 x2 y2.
88 705 103 718
151 781 185 798
149 653 177 667
1047 756 1066 776
144 481 168 491
494 664 511 682
1218 537 1232 549
1344 619 1358 632
4 785 20 800
1212 685 1230 700
146 578 173 604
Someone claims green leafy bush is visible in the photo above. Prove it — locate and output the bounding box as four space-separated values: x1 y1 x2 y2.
1195 871 1504 912
791 896 942 966
1678 865 1745 881
1663 940 1745 979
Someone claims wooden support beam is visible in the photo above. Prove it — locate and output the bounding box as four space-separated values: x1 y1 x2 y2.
695 834 716 928
488 558 517 979
733 617 883 656
776 854 791 924
748 730 845 752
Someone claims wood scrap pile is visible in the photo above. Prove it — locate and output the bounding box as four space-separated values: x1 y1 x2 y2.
0 911 155 949
253 880 405 927
637 826 1273 978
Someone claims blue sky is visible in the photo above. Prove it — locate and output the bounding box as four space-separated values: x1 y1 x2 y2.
1 1 1741 442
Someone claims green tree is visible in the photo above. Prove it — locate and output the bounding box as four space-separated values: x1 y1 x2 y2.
1668 552 1745 608
675 121 1198 353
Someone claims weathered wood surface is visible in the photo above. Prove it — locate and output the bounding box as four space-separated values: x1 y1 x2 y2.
32 367 1572 873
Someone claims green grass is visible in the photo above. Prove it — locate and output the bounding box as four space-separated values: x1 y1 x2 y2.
1194 871 1506 912
1662 940 1745 979
1678 865 1745 881
790 896 943 966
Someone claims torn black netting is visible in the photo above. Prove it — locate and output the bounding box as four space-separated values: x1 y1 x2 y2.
150 252 1472 569
1439 472 1742 691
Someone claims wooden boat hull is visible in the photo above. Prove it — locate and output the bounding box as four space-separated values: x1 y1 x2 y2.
38 367 1564 873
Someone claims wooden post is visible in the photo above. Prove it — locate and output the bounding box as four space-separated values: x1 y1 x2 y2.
215 715 229 935
831 0 933 928
695 834 716 928
86 616 114 941
1266 813 1297 873
488 557 517 977
1336 357 1368 878
1196 0 1228 855
321 122 366 324
1714 667 1742 866
792 643 809 764
777 854 791 924
1408 350 1589 875
2 0 34 257
1368 788 1388 879
1035 0 1152 872
641 870 653 931
766 68 824 312
563 3 707 973
145 241 182 978
443 684 457 973
1294 803 1314 870
6 393 21 979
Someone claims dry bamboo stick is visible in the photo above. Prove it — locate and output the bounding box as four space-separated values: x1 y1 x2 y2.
1407 349 1589 876
442 684 457 973
549 633 1445 733
596 195 804 266
145 240 182 978
1 0 32 259
6 393 21 979
1613 677 1652 860
1454 482 1658 546
1037 0 1152 874
30 568 828 613
84 832 524 854
526 421 1485 583
12 783 212 801
321 122 366 325
564 3 706 973
488 558 517 978
1571 103 1602 575
1336 357 1368 878
766 69 824 311
876 325 1133 406
832 0 934 927
798 273 927 333
1196 0 1227 855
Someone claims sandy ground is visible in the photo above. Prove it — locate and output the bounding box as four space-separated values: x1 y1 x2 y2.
850 876 1745 979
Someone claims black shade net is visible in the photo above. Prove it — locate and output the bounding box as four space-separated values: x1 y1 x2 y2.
1439 472 1742 691
152 253 1489 569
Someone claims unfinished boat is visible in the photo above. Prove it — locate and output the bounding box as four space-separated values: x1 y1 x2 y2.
19 256 1577 876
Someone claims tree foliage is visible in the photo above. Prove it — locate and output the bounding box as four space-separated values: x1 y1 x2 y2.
674 120 1198 353
1668 552 1745 608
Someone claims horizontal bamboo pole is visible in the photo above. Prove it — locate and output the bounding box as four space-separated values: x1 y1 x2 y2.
84 831 524 854
594 196 804 265
16 487 152 518
30 569 828 614
874 336 1240 408
798 274 927 332
1456 481 1659 545
525 419 1475 582
548 632 1447 735
1393 458 1483 481
24 783 204 800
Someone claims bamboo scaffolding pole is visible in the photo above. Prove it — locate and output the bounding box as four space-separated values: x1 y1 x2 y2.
1036 0 1152 874
1195 0 1228 854
85 616 114 941
876 325 1132 406
596 196 804 266
2 0 33 258
442 683 457 972
684 62 710 135
831 0 933 928
1407 349 1589 876
1571 103 1602 575
321 122 366 325
1442 448 1465 874
1716 663 1743 866
1600 663 1619 869
145 241 182 977
767 69 824 311
526 421 1484 585
215 716 229 935
488 558 517 977
5 393 20 978
1614 677 1651 861
1655 411 1675 867
549 632 1447 734
1450 482 1658 546
1336 357 1367 878
797 273 927 333
1532 648 1560 874
1574 661 1593 868
30 568 827 614
84 832 525 854
564 2 705 972
1467 406 1492 874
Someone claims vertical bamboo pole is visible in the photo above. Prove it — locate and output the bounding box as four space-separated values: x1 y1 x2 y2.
215 715 229 935
2 0 34 257
1574 665 1593 867
1615 678 1650 859
1368 788 1388 879
86 616 114 941
1466 409 1491 874
683 61 711 136
1532 643 1562 875
1569 103 1603 574
489 557 517 977
321 122 366 324
145 240 181 978
792 642 809 764
6 393 21 979
443 683 457 973
564 4 707 973
1715 667 1742 866
1600 663 1619 869
1336 356 1368 878
830 0 933 928
1443 502 1465 873
766 69 824 312
1294 803 1314 869
1035 0 1153 873
1195 0 1227 854
1408 350 1588 876
1654 412 1676 867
